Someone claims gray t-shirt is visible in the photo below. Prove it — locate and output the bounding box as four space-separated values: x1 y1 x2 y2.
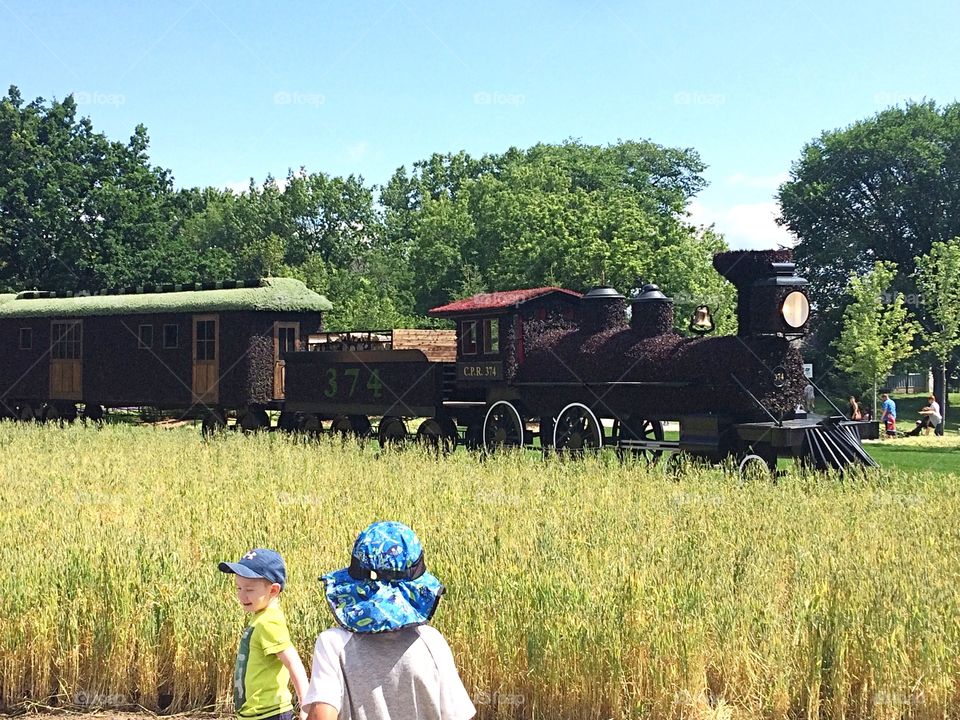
303 626 475 720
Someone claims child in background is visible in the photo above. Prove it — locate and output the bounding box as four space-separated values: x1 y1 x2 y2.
219 548 309 720
880 393 897 439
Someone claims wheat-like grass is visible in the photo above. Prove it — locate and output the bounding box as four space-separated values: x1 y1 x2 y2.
0 422 958 719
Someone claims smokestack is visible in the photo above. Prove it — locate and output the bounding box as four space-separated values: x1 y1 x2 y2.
581 286 627 333
629 284 674 337
713 249 795 336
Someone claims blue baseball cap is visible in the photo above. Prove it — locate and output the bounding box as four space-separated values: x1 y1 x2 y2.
218 548 287 589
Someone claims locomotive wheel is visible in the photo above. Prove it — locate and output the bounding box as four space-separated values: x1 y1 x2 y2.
378 416 407 448
613 415 665 465
553 403 603 456
201 410 227 438
483 401 525 452
738 454 776 484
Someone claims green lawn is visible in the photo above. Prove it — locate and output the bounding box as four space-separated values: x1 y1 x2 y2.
863 436 960 475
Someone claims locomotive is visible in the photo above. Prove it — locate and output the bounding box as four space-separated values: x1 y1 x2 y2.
282 249 876 473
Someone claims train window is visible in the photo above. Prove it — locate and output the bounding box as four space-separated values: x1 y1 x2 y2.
461 321 477 355
138 325 153 349
195 320 216 360
482 318 499 354
50 321 82 360
278 326 297 354
163 324 179 349
19 328 32 350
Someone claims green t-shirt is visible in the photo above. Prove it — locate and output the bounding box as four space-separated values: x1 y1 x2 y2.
234 604 294 720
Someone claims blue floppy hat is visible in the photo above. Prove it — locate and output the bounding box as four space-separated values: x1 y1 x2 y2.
322 521 444 633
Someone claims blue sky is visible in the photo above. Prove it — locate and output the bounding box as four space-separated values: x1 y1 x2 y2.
2 0 958 249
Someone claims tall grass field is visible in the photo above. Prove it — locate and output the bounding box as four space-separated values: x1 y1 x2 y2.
1 422 959 719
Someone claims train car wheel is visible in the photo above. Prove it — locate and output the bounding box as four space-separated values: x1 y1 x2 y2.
350 415 372 438
81 404 105 426
416 418 442 451
240 408 270 431
614 416 665 465
61 404 78 424
441 418 459 453
553 403 603 456
416 418 457 454
277 411 301 432
378 416 407 448
201 410 227 438
18 403 35 422
301 414 323 438
483 401 525 452
331 415 354 439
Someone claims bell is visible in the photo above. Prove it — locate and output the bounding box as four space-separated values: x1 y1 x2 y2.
689 305 715 334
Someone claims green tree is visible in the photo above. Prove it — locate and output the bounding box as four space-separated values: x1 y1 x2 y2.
914 238 960 431
778 101 960 395
383 139 732 330
0 86 186 291
834 261 920 417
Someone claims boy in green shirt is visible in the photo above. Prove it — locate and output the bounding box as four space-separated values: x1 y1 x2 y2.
219 548 309 720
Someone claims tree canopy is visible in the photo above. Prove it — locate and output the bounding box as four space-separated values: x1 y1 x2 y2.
779 101 960 337
383 141 734 331
834 261 919 410
1 86 735 332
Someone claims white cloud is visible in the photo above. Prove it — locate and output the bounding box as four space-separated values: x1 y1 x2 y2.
688 199 797 250
346 141 370 162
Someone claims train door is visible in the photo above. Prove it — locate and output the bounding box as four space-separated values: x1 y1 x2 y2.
49 320 83 400
192 314 219 404
273 321 300 399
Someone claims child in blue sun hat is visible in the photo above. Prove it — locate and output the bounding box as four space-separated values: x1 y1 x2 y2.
302 521 475 720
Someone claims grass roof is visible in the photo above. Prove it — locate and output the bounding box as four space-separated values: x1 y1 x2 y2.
0 278 332 318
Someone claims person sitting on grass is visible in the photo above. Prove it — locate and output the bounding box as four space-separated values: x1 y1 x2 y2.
302 521 475 720
906 394 943 437
219 548 309 720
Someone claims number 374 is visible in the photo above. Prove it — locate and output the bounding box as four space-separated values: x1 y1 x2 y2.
323 367 384 398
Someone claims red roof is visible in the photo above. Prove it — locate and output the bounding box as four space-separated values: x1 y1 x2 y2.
428 287 582 317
